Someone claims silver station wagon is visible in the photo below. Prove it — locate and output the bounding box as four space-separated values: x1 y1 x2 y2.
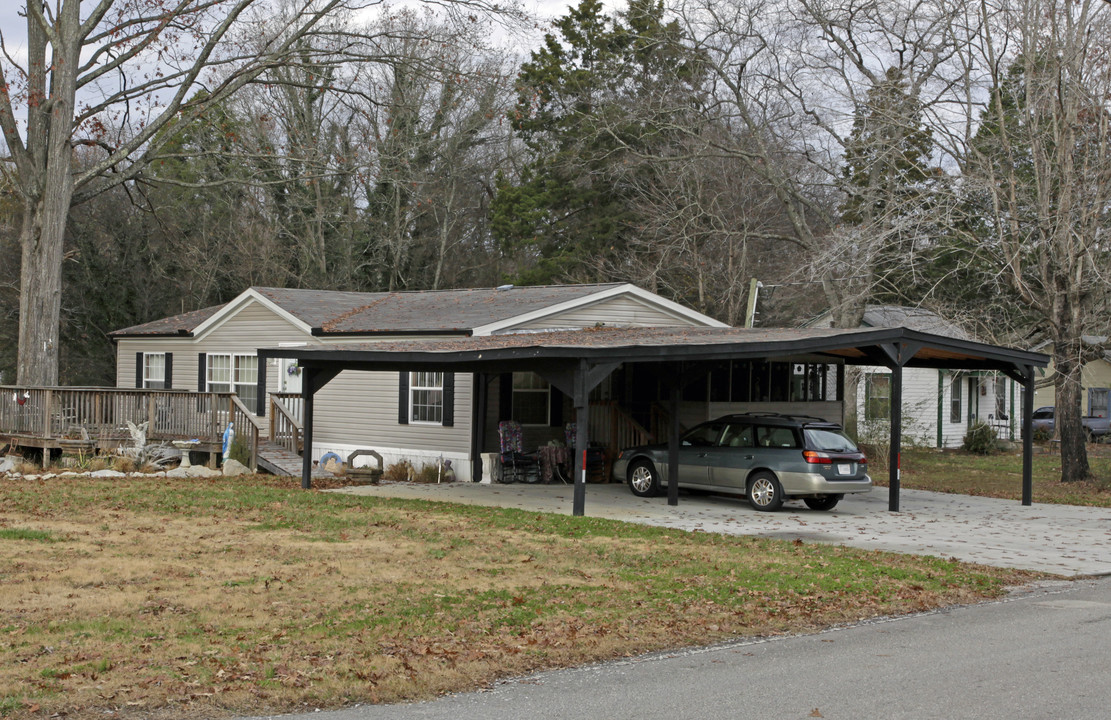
612 413 871 511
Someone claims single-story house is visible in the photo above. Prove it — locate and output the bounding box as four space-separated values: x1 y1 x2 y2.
111 283 741 481
805 306 1020 447
1031 336 1111 418
109 284 1048 512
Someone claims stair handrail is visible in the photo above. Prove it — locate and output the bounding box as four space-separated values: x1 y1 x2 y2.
229 395 263 470
269 394 302 457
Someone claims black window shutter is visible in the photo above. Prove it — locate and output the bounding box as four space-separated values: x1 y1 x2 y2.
197 353 207 392
498 373 513 421
164 353 173 390
549 385 564 427
442 373 455 427
135 352 143 388
398 372 410 424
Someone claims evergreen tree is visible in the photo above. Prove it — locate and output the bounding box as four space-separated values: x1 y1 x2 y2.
491 0 704 284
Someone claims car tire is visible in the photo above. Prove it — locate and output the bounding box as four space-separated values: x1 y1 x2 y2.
628 460 660 498
804 495 842 511
747 471 784 512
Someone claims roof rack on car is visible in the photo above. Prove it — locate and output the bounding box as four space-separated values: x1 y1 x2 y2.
731 411 832 424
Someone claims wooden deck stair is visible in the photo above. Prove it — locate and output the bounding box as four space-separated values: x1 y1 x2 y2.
256 441 329 477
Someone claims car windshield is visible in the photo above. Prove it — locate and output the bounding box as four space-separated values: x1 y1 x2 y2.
803 428 858 452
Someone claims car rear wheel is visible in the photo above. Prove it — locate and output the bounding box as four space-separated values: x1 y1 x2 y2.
747 471 784 512
628 460 660 498
803 495 842 511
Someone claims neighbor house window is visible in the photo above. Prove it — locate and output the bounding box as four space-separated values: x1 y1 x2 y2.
950 378 962 424
143 353 166 389
864 373 891 421
512 372 550 425
410 371 444 424
207 353 258 409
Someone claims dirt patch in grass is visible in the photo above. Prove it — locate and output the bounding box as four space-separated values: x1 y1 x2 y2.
0 475 1042 720
872 447 1111 507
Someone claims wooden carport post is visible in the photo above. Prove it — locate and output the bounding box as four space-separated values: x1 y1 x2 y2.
299 365 340 490
876 340 921 513
1023 370 1034 506
572 360 589 517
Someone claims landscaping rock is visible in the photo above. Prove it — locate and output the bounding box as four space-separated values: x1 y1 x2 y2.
166 464 220 478
221 459 250 477
90 469 126 478
0 456 18 473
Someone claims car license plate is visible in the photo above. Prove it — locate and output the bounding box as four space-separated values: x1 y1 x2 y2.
836 463 852 476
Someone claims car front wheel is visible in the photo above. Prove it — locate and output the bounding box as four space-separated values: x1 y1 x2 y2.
747 471 784 511
804 495 842 511
628 460 660 498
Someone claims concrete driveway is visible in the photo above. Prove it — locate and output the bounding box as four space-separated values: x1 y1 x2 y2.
335 481 1111 577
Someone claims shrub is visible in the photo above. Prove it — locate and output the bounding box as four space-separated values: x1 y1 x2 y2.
963 420 998 455
382 460 415 483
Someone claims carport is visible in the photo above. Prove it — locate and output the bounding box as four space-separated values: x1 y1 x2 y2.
259 325 1048 515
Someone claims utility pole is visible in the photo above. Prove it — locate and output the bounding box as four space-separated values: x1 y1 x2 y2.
745 278 762 328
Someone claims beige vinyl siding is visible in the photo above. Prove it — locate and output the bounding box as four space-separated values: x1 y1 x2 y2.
313 370 472 453
1034 358 1111 412
513 295 710 330
116 301 317 403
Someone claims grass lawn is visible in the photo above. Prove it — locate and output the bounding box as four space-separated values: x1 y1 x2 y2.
0 474 1041 720
869 445 1111 507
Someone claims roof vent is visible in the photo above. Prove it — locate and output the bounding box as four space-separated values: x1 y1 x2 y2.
496 284 514 291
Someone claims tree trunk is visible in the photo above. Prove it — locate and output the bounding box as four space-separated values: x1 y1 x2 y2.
1053 346 1093 483
16 186 70 387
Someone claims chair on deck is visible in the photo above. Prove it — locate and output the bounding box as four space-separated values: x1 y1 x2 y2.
496 420 539 483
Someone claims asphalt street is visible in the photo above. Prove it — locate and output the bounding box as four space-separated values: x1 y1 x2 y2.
251 576 1111 720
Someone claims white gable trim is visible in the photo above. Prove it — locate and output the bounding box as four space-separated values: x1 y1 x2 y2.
473 284 729 335
191 288 315 341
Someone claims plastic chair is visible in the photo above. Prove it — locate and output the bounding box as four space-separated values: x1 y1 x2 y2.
496 420 539 483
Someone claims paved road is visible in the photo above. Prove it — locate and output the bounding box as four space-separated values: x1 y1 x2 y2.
337 482 1111 576
252 576 1111 720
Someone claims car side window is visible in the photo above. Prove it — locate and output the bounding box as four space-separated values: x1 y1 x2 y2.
721 424 755 448
682 422 725 447
755 425 799 448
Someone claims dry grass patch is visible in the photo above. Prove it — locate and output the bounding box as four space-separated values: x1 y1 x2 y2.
871 446 1111 506
0 475 1042 720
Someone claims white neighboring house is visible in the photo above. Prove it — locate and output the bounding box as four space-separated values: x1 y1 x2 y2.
804 306 1019 447
110 283 727 480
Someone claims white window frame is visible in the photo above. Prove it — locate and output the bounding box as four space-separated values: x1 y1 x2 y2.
143 352 166 389
207 353 258 406
409 371 444 425
512 372 550 426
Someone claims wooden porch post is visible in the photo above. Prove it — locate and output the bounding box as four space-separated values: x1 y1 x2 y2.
1022 368 1034 506
667 382 680 507
301 367 315 490
573 360 589 517
889 363 902 512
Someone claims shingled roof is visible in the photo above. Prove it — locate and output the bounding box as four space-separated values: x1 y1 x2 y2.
110 284 631 337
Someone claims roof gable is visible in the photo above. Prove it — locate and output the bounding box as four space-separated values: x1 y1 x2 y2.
114 283 704 339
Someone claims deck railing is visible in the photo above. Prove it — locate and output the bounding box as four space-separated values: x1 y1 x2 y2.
269 394 303 456
229 395 263 469
588 401 655 452
0 386 249 449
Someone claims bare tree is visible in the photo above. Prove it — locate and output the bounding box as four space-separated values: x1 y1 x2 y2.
0 0 519 385
954 0 1111 481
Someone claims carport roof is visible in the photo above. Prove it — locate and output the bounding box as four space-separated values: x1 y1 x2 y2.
267 325 1048 372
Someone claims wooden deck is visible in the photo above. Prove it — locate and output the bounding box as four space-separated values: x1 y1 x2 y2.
0 386 275 470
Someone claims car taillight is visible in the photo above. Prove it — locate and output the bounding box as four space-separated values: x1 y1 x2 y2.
859 455 867 465
802 451 832 464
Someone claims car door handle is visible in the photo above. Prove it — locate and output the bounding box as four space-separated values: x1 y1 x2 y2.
743 455 754 460
698 453 709 458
